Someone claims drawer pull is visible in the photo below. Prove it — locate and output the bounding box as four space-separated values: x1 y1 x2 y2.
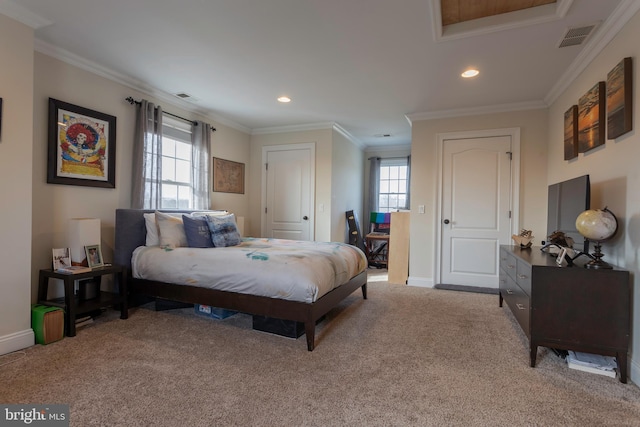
506 289 513 295
507 264 515 269
516 303 526 310
518 274 527 280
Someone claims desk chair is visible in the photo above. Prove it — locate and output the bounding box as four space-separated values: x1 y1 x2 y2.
365 212 391 268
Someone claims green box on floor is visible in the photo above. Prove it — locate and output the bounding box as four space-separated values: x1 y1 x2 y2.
31 304 64 345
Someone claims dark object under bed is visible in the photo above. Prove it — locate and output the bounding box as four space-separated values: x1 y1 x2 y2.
114 209 367 350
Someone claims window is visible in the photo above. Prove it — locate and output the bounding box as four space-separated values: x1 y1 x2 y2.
159 116 192 208
378 158 408 213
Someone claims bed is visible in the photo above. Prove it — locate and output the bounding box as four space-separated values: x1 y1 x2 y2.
114 209 368 350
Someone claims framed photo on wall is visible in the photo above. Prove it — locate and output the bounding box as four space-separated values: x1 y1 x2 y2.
212 157 245 194
563 105 578 161
577 82 605 153
47 98 116 188
607 57 633 140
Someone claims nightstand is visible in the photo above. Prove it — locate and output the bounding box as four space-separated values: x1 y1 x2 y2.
38 264 128 337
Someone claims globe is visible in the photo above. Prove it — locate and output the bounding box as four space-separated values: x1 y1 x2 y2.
575 208 618 241
575 207 618 269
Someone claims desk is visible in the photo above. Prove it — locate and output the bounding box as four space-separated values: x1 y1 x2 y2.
38 265 128 337
365 233 390 267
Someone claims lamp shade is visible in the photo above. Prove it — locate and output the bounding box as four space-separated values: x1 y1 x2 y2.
68 218 101 266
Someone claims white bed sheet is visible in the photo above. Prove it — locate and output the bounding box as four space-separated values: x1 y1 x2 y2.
132 237 367 303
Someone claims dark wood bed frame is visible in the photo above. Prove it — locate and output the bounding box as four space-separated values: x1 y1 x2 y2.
114 209 367 351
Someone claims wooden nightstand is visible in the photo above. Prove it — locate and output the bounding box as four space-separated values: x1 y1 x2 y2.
38 264 128 337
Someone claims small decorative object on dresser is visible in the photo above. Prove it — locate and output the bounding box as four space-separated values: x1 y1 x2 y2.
511 229 533 248
575 207 618 269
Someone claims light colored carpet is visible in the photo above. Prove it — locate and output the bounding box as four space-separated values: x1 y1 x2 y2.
2 271 639 426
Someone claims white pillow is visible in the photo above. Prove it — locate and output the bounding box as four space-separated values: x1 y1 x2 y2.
155 211 188 248
143 213 161 246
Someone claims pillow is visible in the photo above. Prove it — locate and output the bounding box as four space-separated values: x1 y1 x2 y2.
143 213 161 246
182 215 214 248
155 211 188 248
205 214 241 247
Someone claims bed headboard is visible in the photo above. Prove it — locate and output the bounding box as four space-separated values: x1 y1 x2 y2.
114 209 200 271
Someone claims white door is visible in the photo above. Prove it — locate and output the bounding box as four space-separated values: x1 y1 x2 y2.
262 143 315 240
440 133 516 288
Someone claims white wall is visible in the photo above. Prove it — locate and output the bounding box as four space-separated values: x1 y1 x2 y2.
31 52 251 301
409 109 548 286
0 14 35 354
331 129 365 243
547 9 640 384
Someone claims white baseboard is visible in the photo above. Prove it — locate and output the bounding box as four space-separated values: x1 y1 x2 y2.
407 276 434 288
0 329 34 356
629 355 639 386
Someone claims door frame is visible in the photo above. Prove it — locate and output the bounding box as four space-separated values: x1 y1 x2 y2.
261 142 316 239
435 127 521 286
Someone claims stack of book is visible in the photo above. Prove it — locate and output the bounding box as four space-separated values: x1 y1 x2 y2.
56 265 92 274
566 351 617 378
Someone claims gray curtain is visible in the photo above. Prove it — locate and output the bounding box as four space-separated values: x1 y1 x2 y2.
191 121 212 210
132 100 163 209
406 155 411 209
367 157 381 233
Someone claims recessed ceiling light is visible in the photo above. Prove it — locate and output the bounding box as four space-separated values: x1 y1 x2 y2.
277 96 291 103
461 69 479 78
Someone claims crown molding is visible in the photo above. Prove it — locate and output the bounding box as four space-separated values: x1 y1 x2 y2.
364 144 411 154
252 121 336 135
35 39 251 134
406 99 547 124
333 123 365 149
0 0 51 29
544 0 640 105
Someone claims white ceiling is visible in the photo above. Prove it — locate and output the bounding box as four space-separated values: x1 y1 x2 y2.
3 0 638 148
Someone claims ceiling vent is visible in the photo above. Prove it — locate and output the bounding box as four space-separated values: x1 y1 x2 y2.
174 92 193 99
558 23 598 48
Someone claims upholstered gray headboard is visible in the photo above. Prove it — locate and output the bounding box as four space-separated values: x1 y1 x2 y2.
114 209 197 271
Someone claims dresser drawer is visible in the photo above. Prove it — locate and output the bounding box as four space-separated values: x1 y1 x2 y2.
501 249 518 282
515 259 532 296
503 278 530 337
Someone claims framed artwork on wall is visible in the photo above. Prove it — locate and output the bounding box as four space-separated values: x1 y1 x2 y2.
607 57 633 140
563 105 578 161
212 157 245 194
577 82 605 153
47 98 116 188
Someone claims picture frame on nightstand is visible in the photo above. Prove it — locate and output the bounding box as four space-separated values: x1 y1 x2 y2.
84 244 104 268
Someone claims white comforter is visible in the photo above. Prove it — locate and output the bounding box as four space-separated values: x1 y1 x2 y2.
132 237 367 303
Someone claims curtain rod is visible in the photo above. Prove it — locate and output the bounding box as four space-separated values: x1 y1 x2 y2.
125 97 216 131
367 156 408 160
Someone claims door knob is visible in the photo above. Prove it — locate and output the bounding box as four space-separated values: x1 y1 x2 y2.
303 216 309 220
443 219 450 224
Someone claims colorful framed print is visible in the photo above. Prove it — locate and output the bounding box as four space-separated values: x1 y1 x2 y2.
564 105 579 160
213 157 245 194
578 82 605 153
47 98 116 188
607 57 633 140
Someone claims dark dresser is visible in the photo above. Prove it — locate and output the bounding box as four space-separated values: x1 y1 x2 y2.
499 245 631 383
